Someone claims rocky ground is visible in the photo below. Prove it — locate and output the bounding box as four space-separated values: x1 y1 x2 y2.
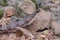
0 0 60 40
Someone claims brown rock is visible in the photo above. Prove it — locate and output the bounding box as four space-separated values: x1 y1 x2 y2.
4 6 15 17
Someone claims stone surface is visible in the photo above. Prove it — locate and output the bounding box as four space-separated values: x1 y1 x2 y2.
49 0 60 36
0 0 60 40
27 9 51 32
51 6 60 21
53 38 60 40
51 20 60 35
18 0 36 14
3 6 15 17
0 33 18 40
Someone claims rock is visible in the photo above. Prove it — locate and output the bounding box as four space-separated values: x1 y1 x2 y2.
20 36 26 40
36 0 55 10
27 9 51 32
0 0 8 6
3 6 15 17
8 34 17 40
0 33 18 40
44 30 54 39
36 0 60 11
7 0 22 6
51 20 60 35
50 6 60 21
50 0 60 36
18 0 36 14
53 38 60 40
0 6 4 19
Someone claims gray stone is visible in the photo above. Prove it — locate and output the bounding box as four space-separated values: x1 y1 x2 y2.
51 20 60 35
27 9 51 32
18 0 36 14
51 6 60 21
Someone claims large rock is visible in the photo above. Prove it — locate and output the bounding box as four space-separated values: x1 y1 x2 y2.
18 0 36 14
0 33 20 40
50 0 60 35
51 20 60 35
8 0 36 18
36 0 60 11
27 9 51 32
7 0 22 6
50 6 60 21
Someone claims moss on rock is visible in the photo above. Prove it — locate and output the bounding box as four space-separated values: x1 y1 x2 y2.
0 10 3 19
0 0 8 6
31 0 39 9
